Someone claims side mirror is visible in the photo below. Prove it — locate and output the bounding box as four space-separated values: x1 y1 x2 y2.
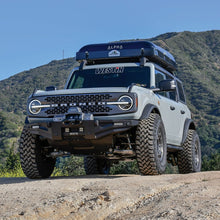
45 86 56 91
158 79 176 91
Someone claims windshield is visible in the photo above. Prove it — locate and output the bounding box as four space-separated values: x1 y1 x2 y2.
67 66 150 89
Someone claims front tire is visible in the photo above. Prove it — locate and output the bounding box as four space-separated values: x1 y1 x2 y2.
19 127 56 179
136 113 167 175
177 129 201 173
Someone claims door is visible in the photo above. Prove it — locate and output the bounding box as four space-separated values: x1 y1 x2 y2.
155 70 186 146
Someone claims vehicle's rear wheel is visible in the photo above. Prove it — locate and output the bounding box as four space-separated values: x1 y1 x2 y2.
177 129 201 173
19 127 56 179
84 156 110 175
136 113 167 175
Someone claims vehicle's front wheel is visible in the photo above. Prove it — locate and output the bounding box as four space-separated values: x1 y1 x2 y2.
84 156 110 175
136 113 167 175
177 129 201 173
19 127 56 179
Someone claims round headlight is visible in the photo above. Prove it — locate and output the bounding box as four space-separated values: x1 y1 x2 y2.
118 95 133 110
29 100 41 114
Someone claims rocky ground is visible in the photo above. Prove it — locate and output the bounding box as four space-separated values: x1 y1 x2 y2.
0 171 219 220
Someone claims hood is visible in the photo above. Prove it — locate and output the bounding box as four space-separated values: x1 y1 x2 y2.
33 87 129 97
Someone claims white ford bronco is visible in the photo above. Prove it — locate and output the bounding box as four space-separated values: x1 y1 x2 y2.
19 41 201 178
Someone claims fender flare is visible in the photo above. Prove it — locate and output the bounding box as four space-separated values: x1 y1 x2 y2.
140 104 161 120
181 118 196 144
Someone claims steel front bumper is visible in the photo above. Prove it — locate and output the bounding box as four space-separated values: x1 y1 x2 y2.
26 115 139 141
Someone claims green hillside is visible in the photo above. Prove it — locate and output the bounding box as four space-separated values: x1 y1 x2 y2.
0 30 219 166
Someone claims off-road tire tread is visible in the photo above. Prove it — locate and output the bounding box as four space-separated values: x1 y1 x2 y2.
136 113 166 175
84 156 99 175
84 156 110 175
178 129 201 173
19 127 55 179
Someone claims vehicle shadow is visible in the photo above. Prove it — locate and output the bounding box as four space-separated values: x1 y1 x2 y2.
0 174 133 185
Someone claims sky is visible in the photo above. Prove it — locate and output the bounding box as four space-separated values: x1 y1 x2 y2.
1 0 220 81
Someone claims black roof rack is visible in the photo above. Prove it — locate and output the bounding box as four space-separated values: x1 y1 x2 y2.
76 41 177 72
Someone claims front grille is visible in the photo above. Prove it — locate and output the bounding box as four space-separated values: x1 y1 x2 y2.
45 105 112 115
80 106 112 113
44 93 113 115
45 106 69 115
45 94 112 103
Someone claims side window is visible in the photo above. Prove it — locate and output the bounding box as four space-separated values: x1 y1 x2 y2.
155 70 165 87
169 91 176 101
155 70 168 98
177 81 186 103
156 69 177 101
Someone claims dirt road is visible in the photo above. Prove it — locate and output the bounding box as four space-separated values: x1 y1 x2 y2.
0 171 219 220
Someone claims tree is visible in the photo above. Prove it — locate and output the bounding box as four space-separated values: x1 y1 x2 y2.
202 153 220 171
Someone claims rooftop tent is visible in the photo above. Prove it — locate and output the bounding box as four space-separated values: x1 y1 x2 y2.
76 41 177 72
